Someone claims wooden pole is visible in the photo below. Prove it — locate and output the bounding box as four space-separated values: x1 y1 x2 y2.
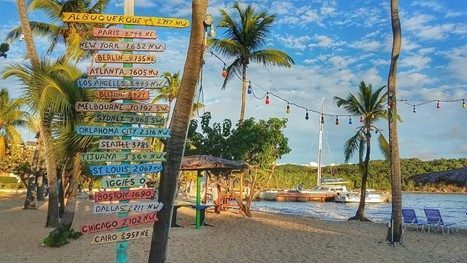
195 171 202 229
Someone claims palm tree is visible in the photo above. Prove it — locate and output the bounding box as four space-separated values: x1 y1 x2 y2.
148 1 208 261
7 0 109 60
0 88 29 158
2 58 84 227
386 0 403 243
209 2 294 121
334 81 389 221
16 0 40 67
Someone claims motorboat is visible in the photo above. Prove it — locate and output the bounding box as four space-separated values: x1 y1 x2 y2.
334 189 384 203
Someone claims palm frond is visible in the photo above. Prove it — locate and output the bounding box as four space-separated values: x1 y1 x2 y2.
377 133 390 160
343 130 364 163
250 49 294 67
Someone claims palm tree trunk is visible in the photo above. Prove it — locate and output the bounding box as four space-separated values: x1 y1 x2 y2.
350 131 371 221
16 0 39 68
43 114 59 227
239 64 247 121
148 1 208 262
386 0 403 243
58 155 80 231
32 136 45 201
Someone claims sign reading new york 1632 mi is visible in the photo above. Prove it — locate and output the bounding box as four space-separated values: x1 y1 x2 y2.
81 40 165 52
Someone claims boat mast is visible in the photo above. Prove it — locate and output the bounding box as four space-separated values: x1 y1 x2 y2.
317 97 324 187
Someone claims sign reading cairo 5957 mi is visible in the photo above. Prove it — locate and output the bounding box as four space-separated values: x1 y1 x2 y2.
100 175 148 189
93 201 163 214
94 188 155 203
94 112 165 126
87 67 158 77
93 28 157 39
81 212 157 234
98 140 150 150
76 125 171 138
89 163 162 176
75 102 170 113
62 12 190 28
77 78 166 89
81 40 165 52
94 53 156 64
91 228 152 245
95 90 150 100
82 151 166 162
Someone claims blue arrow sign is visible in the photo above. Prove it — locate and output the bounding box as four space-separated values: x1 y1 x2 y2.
89 163 163 176
76 125 170 138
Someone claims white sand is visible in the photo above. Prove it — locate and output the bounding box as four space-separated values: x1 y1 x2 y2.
0 193 465 263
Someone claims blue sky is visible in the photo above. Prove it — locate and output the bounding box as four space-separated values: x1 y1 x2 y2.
0 0 466 165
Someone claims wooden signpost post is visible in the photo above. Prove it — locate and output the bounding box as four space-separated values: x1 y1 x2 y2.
64 2 187 261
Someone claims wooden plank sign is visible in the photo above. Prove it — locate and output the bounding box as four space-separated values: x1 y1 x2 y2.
94 188 155 202
89 163 162 176
91 228 152 245
75 102 170 113
98 140 151 150
81 40 165 52
94 113 165 126
81 212 157 234
76 125 171 138
87 67 158 77
82 151 166 162
77 78 166 89
93 201 163 214
92 28 157 39
94 90 150 100
94 53 156 64
100 175 149 189
62 12 190 28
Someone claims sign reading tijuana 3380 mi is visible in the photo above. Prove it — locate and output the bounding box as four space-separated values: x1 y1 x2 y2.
62 12 190 28
87 67 158 77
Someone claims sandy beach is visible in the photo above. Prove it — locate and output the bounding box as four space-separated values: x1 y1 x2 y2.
0 192 465 263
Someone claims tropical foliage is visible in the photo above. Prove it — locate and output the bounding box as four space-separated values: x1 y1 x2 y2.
334 81 389 221
208 2 294 120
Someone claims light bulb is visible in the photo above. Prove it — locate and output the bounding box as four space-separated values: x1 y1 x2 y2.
305 111 309 120
335 116 339 125
463 99 465 108
265 94 270 104
247 82 252 94
221 66 228 78
436 100 440 109
286 104 290 114
348 117 352 125
208 26 216 38
360 116 363 123
413 105 416 113
321 115 324 124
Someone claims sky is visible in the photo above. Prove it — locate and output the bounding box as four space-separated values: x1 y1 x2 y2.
0 0 466 165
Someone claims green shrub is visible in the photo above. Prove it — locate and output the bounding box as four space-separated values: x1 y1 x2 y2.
43 228 83 247
0 176 18 184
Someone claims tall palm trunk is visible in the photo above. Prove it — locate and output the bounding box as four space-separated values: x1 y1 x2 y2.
16 0 39 67
239 63 248 121
351 131 371 221
32 134 45 201
58 155 80 231
43 114 59 227
386 0 403 243
148 1 208 262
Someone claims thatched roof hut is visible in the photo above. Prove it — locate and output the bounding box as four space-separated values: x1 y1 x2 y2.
410 167 467 187
180 155 249 172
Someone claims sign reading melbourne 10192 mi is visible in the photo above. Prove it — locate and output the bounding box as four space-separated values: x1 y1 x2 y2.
75 102 169 113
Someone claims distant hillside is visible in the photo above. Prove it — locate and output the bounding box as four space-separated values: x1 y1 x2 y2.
271 158 467 191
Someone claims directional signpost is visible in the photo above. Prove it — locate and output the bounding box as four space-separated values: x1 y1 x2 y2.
63 4 189 262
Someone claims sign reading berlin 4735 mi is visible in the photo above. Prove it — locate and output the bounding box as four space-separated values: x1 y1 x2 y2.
76 125 170 138
89 163 162 176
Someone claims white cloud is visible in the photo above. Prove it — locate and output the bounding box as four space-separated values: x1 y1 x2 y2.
400 55 431 70
313 35 333 47
350 39 381 52
276 35 311 50
398 72 434 89
445 45 467 82
403 14 464 40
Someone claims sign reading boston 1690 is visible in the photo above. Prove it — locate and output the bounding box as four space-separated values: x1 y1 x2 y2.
94 189 156 202
62 12 190 28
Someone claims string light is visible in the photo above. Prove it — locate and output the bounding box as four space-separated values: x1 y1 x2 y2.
360 116 363 123
348 117 352 125
305 111 309 120
463 99 465 108
265 93 270 104
286 103 290 114
222 65 228 78
335 116 339 125
247 81 252 94
321 114 325 124
413 105 416 113
436 100 440 109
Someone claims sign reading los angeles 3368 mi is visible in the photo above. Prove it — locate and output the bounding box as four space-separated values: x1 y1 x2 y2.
77 78 166 89
87 67 157 77
89 163 162 176
93 28 157 39
94 53 156 64
81 212 157 234
62 12 190 28
75 102 169 113
81 40 165 52
76 125 170 138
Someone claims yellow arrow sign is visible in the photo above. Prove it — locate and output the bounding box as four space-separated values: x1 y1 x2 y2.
62 12 190 28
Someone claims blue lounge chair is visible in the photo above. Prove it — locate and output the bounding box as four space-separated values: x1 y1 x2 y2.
423 208 457 234
402 208 426 232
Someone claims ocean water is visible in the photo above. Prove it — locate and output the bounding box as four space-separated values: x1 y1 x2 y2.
252 192 467 229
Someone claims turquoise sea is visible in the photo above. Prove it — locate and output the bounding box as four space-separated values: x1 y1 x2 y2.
252 192 467 229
